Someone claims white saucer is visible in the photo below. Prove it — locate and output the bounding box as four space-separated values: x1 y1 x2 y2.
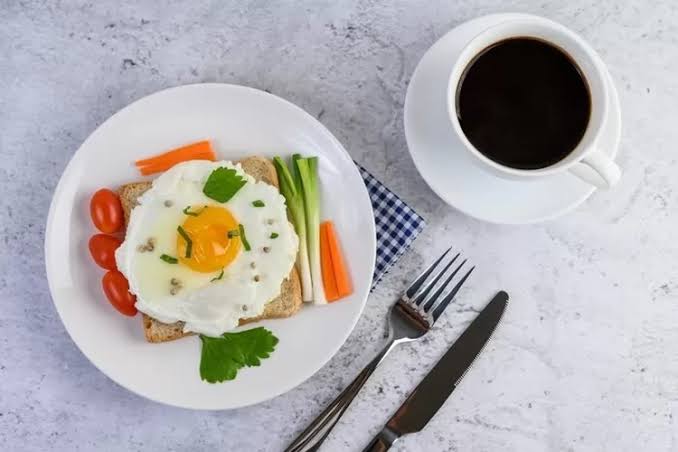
404 13 621 224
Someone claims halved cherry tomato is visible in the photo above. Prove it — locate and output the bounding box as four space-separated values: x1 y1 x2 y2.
89 234 122 270
102 271 137 316
90 189 124 233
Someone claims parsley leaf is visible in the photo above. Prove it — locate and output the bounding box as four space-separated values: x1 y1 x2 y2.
270 232 279 239
203 167 247 203
252 200 265 207
199 327 279 383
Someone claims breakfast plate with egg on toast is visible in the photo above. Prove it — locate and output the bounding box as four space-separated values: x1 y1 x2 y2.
45 84 376 409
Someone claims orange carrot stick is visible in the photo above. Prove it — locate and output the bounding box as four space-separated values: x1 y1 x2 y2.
135 140 213 166
320 222 340 301
135 140 215 175
138 150 215 175
322 221 352 300
136 149 214 170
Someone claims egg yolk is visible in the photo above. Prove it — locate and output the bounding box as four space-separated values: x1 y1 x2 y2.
177 206 241 273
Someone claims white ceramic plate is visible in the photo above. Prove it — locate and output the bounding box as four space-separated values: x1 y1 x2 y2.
45 84 376 410
404 13 621 224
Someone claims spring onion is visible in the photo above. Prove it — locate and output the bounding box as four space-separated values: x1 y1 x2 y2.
296 156 326 304
273 156 313 302
183 205 204 216
238 224 251 251
160 254 178 264
211 269 224 282
177 226 193 258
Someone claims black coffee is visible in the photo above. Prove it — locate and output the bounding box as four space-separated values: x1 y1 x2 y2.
456 37 591 169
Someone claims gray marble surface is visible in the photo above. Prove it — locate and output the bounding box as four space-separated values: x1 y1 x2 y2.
2 1 677 451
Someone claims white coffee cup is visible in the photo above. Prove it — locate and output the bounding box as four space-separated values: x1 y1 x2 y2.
447 17 621 188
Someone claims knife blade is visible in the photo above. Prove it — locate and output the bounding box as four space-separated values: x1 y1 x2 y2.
363 291 509 452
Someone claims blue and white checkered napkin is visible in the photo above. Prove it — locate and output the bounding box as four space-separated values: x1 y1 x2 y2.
355 163 426 289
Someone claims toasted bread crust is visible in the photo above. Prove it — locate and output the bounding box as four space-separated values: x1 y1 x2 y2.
119 157 302 343
140 267 301 342
238 156 279 187
118 182 151 227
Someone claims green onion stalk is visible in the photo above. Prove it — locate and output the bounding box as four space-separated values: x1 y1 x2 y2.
273 156 313 302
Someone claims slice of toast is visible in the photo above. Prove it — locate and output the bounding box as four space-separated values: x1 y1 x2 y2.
118 156 301 343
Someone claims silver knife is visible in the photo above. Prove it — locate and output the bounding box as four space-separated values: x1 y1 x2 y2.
362 291 509 452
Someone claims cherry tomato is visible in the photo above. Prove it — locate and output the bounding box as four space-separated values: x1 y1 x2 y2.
90 189 124 233
89 234 122 270
102 271 137 316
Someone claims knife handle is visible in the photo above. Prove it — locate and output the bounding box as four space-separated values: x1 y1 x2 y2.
362 427 399 452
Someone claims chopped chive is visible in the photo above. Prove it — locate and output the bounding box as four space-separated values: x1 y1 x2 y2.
252 200 265 207
238 224 251 251
160 254 178 264
270 232 279 239
177 226 193 258
227 229 240 238
183 205 204 217
210 269 224 282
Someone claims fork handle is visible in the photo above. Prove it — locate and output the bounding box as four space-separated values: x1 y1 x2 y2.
285 338 397 452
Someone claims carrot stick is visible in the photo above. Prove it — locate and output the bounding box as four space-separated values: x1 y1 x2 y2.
138 150 215 175
136 149 214 170
322 221 352 300
320 222 340 301
135 140 215 175
135 140 213 166
138 150 213 171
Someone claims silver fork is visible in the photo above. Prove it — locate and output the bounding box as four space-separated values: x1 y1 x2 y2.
285 247 475 452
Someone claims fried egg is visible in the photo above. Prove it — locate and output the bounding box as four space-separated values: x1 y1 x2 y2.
115 160 298 337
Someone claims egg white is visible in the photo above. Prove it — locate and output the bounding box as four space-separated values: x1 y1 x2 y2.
115 160 298 337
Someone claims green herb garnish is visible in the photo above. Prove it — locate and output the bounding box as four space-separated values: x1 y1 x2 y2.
227 229 240 239
210 269 224 282
270 232 279 239
296 156 325 303
203 167 247 203
183 205 204 217
274 155 312 302
160 254 178 264
177 225 193 258
252 200 265 207
238 223 251 251
199 327 279 383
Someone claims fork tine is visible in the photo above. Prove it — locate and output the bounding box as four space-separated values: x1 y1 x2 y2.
431 266 475 323
404 246 453 299
410 254 460 305
421 259 466 312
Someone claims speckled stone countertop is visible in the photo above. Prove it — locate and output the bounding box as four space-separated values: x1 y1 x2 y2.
2 1 677 451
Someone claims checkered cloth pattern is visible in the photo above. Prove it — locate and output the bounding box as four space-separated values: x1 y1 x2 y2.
356 163 426 289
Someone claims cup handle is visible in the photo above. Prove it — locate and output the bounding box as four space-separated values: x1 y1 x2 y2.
568 150 621 188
